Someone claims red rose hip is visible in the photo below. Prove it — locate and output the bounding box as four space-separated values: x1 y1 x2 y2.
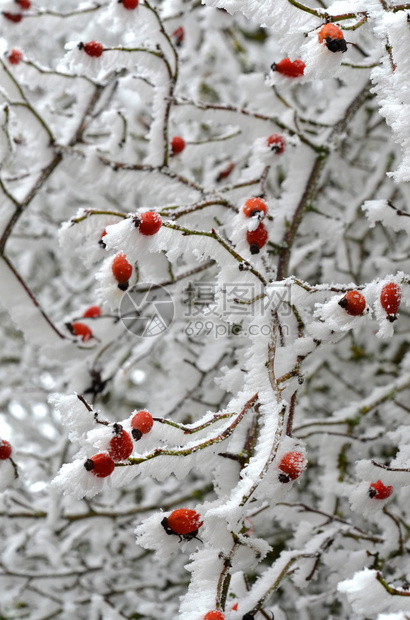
318 23 347 53
278 451 305 483
338 291 366 316
161 508 203 541
112 253 133 291
243 197 267 219
79 41 104 58
272 58 305 78
171 136 185 155
172 26 184 46
380 282 401 322
7 48 23 65
3 12 23 22
84 453 115 477
131 410 154 440
216 162 235 182
121 0 139 8
83 306 101 318
108 424 133 461
368 480 393 500
246 223 268 254
0 439 12 460
134 212 162 236
16 0 31 8
267 134 286 154
68 322 93 342
204 612 225 620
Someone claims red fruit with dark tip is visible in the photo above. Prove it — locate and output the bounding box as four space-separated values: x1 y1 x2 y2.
380 282 401 322
216 162 235 182
84 453 115 477
172 26 184 46
0 439 12 460
161 508 203 540
318 23 344 43
7 48 23 65
246 223 268 254
278 451 305 483
69 322 93 341
108 424 133 461
131 410 154 440
369 480 393 500
135 211 162 236
80 41 104 58
121 0 139 8
272 58 305 77
16 0 31 9
338 290 366 316
83 305 101 318
3 12 23 22
171 136 185 155
203 612 225 620
99 229 107 248
243 197 267 219
267 134 286 154
318 23 347 53
112 253 132 290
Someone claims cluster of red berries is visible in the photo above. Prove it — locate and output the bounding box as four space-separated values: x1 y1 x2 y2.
368 480 393 500
84 411 154 478
270 26 346 73
171 136 185 155
278 451 305 483
101 214 162 291
338 283 401 321
65 307 101 341
318 23 347 53
0 439 12 460
161 508 203 542
79 41 104 58
272 58 305 78
3 0 30 22
242 198 269 254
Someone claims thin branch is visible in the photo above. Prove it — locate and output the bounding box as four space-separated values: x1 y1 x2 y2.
163 221 268 285
125 394 258 465
0 255 67 339
376 572 410 596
